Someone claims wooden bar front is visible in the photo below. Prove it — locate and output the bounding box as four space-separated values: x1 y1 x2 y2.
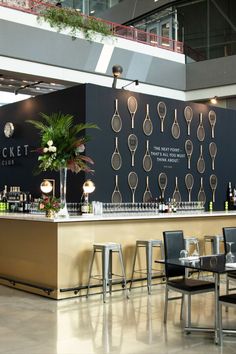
0 212 235 299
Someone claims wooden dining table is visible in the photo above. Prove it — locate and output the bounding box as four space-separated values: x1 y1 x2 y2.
156 254 236 344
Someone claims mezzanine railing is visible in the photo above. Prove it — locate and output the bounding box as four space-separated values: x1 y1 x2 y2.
0 0 183 53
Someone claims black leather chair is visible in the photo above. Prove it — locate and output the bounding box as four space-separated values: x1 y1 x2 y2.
219 293 236 344
163 230 215 326
223 227 236 295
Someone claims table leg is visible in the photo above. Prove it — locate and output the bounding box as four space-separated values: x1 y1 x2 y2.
214 273 220 344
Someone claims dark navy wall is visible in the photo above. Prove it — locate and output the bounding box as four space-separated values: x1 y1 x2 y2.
85 84 236 210
0 85 86 201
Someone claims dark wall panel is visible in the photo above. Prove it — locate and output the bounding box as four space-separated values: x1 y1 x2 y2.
85 84 236 210
0 85 86 201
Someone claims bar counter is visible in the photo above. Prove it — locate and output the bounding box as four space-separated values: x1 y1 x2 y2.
0 211 236 299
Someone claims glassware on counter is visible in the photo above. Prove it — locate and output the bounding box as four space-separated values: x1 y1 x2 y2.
27 200 205 217
226 242 235 263
102 202 159 215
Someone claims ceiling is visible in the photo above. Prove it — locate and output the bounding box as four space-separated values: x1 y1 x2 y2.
0 71 74 100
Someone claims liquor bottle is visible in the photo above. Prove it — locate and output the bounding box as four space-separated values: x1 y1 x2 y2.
164 199 168 213
81 193 90 214
227 182 233 210
172 199 177 213
158 196 164 213
24 192 31 213
2 185 8 212
168 198 173 213
18 193 25 213
233 186 236 210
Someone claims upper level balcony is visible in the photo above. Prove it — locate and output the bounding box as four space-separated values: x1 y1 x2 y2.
0 0 186 100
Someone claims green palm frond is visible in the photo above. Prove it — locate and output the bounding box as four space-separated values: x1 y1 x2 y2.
26 119 49 133
71 122 98 135
26 111 99 173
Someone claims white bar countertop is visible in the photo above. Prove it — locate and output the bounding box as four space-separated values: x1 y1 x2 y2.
0 211 236 223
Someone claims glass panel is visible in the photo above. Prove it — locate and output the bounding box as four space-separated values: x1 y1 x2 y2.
62 0 123 15
161 21 170 46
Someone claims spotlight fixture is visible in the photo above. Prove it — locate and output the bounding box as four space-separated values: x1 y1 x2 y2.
81 180 96 214
210 96 218 104
83 180 96 195
112 64 123 89
40 179 55 197
122 80 139 90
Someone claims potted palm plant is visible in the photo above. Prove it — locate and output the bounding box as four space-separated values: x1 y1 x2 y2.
27 112 98 217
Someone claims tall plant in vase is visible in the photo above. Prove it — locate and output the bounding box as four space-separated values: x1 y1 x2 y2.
27 112 98 217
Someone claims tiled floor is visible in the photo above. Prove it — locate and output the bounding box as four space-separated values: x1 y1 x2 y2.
0 283 235 354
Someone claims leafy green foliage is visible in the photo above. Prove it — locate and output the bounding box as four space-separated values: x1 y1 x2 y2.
38 7 112 41
27 112 98 173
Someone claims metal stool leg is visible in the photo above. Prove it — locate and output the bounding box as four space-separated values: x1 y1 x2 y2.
146 242 152 295
87 248 96 298
164 286 169 323
180 295 184 320
109 250 113 295
219 302 223 345
213 238 218 254
160 243 165 260
130 243 138 291
186 294 191 332
225 274 229 312
102 247 109 303
118 246 129 299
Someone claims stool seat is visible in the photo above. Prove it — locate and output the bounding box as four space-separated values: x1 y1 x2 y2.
185 236 199 242
136 239 162 246
87 242 129 302
93 243 121 251
130 239 164 294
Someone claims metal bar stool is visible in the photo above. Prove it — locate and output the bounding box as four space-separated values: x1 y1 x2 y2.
204 235 224 255
130 239 164 295
87 242 129 303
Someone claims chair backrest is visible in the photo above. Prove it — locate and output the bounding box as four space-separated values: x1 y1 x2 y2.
163 230 185 278
223 227 236 253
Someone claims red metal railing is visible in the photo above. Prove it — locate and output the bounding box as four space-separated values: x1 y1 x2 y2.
0 0 183 53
